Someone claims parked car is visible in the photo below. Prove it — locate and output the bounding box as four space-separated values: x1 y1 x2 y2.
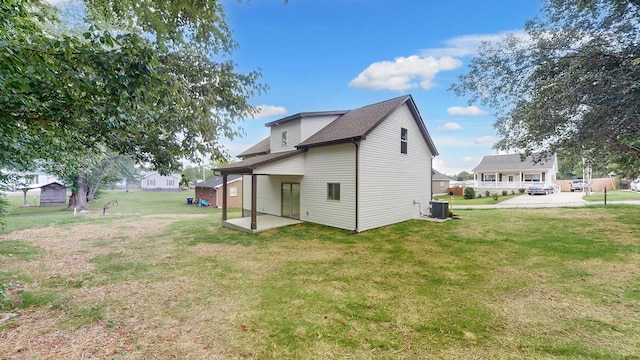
527 184 551 195
631 179 640 191
570 179 587 192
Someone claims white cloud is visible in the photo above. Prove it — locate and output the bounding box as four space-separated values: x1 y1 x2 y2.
433 156 479 175
252 105 287 119
349 55 462 91
438 122 462 130
475 135 496 145
421 31 527 58
447 105 488 116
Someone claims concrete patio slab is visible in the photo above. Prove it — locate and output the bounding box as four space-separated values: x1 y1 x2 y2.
222 215 302 233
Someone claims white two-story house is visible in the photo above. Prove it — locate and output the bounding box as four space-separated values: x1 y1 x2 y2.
215 95 439 232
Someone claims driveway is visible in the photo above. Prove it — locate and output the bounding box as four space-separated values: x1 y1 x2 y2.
453 191 587 209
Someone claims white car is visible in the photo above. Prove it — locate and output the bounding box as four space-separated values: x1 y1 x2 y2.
631 179 640 191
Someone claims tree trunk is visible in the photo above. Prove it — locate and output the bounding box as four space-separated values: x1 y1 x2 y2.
68 174 89 210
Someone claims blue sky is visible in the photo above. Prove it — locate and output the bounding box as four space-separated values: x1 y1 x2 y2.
221 0 543 175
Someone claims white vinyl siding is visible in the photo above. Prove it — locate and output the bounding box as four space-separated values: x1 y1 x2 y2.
300 144 356 231
300 115 340 142
359 104 432 231
270 120 301 153
140 173 181 190
256 154 305 175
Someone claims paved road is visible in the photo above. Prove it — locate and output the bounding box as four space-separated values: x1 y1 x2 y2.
452 191 640 209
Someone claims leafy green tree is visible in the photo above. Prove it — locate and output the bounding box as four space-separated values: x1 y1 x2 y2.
1 0 266 209
455 171 474 181
452 0 640 177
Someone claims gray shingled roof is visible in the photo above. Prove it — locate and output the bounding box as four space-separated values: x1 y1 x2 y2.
238 137 270 158
472 154 557 172
264 111 347 127
432 169 450 180
195 175 242 188
298 95 438 156
217 95 439 174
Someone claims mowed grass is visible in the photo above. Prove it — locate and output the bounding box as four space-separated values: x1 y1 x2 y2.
582 189 640 202
0 190 639 359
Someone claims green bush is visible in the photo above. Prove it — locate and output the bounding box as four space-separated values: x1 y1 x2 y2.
502 190 508 196
518 188 526 194
485 190 490 197
463 187 476 199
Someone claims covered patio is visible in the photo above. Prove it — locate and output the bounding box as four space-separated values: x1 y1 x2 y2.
214 149 305 232
222 214 302 233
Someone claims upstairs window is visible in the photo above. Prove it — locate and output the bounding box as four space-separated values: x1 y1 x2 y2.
282 131 288 146
400 128 408 154
327 183 340 201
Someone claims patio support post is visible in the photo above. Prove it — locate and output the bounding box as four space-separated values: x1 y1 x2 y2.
222 174 228 221
251 174 257 230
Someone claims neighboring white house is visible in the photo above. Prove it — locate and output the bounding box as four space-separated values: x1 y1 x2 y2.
140 172 181 191
215 95 439 232
472 153 558 192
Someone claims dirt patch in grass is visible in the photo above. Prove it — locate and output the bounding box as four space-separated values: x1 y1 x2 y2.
0 214 239 359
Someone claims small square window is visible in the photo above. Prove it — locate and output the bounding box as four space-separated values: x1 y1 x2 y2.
230 187 238 197
327 183 340 200
282 131 288 146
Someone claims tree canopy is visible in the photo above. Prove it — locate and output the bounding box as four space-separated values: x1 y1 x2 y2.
452 0 640 177
1 0 265 178
1 0 267 209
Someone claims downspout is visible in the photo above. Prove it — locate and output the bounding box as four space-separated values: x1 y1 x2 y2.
352 141 359 232
430 156 434 200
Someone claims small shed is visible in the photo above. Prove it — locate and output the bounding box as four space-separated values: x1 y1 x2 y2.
38 181 67 206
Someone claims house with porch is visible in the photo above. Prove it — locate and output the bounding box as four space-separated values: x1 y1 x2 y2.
214 95 439 232
472 153 558 192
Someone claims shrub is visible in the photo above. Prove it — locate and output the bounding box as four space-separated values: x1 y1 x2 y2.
511 190 515 195
477 194 482 198
502 190 508 196
485 190 490 197
463 187 476 199
518 188 526 194
492 192 499 200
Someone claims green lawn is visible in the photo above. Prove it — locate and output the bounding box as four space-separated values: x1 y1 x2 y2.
581 189 640 202
1 191 639 359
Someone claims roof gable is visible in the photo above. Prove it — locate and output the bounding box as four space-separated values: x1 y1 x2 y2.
298 95 438 155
